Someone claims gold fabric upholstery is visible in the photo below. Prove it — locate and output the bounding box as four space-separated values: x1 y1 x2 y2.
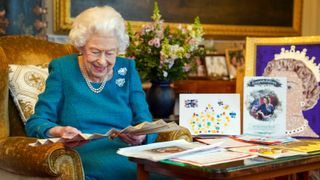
0 35 83 179
0 35 192 179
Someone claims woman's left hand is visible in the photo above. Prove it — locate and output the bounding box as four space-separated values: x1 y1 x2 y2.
118 134 146 145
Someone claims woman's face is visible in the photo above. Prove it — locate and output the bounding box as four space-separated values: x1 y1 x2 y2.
268 70 304 113
263 98 267 104
80 34 118 82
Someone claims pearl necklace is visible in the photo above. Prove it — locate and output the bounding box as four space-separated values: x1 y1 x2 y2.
285 119 308 135
79 62 112 93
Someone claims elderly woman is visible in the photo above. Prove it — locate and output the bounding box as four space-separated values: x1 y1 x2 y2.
263 57 320 137
25 6 156 179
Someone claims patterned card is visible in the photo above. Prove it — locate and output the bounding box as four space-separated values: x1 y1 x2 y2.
179 94 240 135
243 77 287 136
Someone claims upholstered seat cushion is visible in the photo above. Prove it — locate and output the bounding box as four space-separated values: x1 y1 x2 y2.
8 64 48 123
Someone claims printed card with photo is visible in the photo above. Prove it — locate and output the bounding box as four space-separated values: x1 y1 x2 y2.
243 77 287 136
179 94 241 136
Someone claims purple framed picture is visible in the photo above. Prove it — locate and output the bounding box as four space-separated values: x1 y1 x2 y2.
245 36 320 138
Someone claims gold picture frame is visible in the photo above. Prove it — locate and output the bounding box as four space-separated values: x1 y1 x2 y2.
225 48 245 79
245 36 320 76
54 0 302 37
205 54 229 80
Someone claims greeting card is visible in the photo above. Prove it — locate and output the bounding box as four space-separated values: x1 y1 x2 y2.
179 94 240 136
243 77 287 136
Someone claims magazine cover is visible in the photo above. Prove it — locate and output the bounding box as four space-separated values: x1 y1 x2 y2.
179 94 240 136
243 77 287 136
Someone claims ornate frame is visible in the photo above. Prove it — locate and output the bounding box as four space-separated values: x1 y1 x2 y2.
245 36 320 76
53 0 302 37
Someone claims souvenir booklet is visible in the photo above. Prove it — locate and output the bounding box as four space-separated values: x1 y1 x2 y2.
117 139 223 162
179 94 241 136
171 150 256 167
29 120 180 147
195 137 254 148
243 77 287 136
229 145 306 159
272 139 320 154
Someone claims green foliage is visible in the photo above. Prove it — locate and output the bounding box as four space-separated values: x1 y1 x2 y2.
126 1 205 82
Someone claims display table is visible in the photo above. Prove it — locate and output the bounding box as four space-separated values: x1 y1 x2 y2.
130 153 320 180
143 79 236 94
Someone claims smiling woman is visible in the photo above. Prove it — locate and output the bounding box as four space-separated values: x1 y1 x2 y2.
25 6 158 179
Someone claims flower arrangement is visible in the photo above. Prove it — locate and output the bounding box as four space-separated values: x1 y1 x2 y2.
126 1 205 82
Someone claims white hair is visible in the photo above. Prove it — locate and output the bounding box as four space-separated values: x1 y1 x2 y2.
69 6 129 53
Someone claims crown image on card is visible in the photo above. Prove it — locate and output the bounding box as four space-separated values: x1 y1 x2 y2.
274 45 320 82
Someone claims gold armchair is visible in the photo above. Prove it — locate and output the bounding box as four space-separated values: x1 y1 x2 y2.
0 35 191 179
0 35 84 179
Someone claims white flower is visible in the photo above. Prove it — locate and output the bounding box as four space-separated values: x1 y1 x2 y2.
118 67 127 76
163 71 168 77
116 78 125 87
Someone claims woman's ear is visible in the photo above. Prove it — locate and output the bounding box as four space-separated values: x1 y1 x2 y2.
77 46 85 55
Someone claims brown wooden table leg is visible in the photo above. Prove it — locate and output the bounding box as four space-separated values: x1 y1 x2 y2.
137 163 149 180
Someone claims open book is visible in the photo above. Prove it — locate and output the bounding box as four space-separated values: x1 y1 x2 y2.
29 120 180 147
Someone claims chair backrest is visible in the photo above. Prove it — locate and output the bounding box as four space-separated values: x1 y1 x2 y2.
0 35 78 138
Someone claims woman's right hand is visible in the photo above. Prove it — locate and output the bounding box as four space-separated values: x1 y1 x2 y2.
47 126 87 148
47 126 81 139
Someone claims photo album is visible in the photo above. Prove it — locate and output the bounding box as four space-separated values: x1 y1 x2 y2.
243 77 287 136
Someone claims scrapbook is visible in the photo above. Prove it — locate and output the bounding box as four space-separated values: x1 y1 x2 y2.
29 120 180 147
179 94 240 136
243 77 287 136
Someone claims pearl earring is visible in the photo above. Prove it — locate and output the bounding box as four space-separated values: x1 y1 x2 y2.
300 101 305 108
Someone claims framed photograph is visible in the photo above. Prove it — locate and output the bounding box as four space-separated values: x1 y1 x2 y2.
205 54 229 80
188 56 207 79
54 0 302 37
245 36 320 137
225 48 245 79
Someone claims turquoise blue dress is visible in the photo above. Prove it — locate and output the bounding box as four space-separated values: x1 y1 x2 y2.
25 54 157 179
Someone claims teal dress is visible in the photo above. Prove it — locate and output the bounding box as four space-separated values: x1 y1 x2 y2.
25 54 157 179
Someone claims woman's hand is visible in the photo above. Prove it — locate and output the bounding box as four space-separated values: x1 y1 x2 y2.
118 134 146 146
47 126 87 148
47 126 81 138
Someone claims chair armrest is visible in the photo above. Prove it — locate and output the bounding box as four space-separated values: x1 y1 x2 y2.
0 136 84 179
156 126 192 142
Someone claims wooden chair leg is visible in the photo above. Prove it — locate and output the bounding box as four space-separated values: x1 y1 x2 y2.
137 164 149 180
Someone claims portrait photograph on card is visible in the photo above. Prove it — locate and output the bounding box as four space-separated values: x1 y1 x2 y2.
243 77 287 136
179 94 240 136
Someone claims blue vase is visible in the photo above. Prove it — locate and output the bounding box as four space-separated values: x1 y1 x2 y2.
146 81 175 119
